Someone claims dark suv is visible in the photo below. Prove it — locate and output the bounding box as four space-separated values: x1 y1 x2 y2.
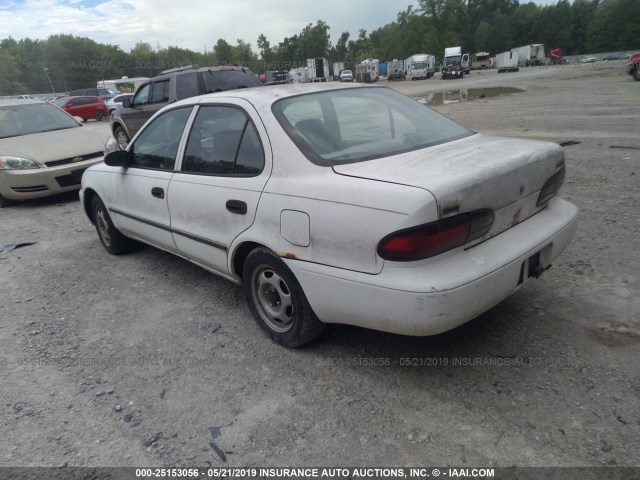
110 65 262 149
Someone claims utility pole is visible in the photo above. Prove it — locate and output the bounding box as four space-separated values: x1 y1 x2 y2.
43 66 55 93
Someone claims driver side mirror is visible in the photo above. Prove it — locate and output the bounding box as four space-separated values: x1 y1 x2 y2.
104 150 129 167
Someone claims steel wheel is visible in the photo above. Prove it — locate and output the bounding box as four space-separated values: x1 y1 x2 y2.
243 247 324 347
115 126 130 150
94 201 112 247
251 264 295 333
91 195 137 255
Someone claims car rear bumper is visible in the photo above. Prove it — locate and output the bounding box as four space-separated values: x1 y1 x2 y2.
285 197 578 336
0 158 104 201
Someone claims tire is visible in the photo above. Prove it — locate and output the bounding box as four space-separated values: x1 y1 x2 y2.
634 69 640 81
96 110 104 122
114 126 130 150
91 195 137 255
0 194 15 208
243 247 325 347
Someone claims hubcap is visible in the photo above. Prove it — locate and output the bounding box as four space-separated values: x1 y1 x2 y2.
116 131 129 150
95 205 112 247
252 265 294 333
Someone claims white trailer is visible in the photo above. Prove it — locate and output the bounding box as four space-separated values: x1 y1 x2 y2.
496 51 520 73
386 59 405 80
355 59 379 83
332 61 345 80
404 54 435 80
442 47 469 79
306 58 330 82
511 44 545 66
288 67 309 83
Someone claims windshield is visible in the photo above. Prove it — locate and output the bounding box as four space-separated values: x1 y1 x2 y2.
413 62 427 69
272 87 472 165
445 55 462 64
0 102 80 139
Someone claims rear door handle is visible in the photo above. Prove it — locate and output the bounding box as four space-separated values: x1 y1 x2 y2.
226 199 247 215
151 187 164 199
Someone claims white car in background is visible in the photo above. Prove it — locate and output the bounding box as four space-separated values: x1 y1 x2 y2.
80 83 578 347
0 99 109 207
105 93 134 114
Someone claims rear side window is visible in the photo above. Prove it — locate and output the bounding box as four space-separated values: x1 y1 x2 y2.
151 80 170 103
202 70 262 93
176 73 200 100
182 105 264 176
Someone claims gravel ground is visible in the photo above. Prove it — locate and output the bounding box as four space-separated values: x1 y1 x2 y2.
0 64 638 472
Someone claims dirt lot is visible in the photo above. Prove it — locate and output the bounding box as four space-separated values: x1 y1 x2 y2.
1 64 639 471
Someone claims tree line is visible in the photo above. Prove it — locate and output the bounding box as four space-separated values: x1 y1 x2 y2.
0 0 637 95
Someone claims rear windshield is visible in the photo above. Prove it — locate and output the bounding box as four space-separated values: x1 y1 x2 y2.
272 87 472 165
203 70 262 93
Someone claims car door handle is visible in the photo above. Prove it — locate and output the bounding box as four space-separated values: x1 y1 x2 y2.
151 187 165 199
226 200 247 215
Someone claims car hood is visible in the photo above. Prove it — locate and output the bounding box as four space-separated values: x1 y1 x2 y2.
332 133 564 218
0 127 108 165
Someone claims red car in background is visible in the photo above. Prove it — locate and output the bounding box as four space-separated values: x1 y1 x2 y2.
53 96 109 122
628 52 640 81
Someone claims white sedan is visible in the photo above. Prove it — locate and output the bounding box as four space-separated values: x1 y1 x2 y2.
80 83 578 347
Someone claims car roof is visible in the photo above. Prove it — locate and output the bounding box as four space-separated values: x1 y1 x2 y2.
174 82 377 110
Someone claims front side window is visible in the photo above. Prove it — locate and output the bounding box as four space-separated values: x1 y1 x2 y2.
133 84 150 105
272 87 472 165
182 105 264 176
129 107 191 170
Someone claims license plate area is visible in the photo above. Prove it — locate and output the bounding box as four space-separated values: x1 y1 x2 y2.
517 251 546 286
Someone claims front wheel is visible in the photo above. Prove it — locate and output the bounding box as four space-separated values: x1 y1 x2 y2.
91 195 137 255
114 126 130 150
243 247 324 347
634 69 640 81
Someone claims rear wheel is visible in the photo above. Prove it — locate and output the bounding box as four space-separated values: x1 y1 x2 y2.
243 247 324 347
91 195 137 255
115 126 130 150
96 110 104 121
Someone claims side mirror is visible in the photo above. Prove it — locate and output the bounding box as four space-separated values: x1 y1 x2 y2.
123 98 132 108
104 150 129 167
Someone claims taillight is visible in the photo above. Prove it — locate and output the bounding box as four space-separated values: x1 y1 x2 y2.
377 210 494 262
537 166 565 206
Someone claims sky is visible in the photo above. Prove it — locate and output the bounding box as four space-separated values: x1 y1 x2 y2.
1 0 558 54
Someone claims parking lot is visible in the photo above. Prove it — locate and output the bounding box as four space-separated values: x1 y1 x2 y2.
0 64 638 469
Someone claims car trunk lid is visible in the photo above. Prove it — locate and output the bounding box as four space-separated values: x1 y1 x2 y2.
332 134 565 244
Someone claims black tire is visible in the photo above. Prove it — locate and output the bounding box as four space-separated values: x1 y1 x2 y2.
91 195 137 255
243 247 324 347
0 194 15 208
96 110 104 121
634 69 640 81
114 125 130 150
